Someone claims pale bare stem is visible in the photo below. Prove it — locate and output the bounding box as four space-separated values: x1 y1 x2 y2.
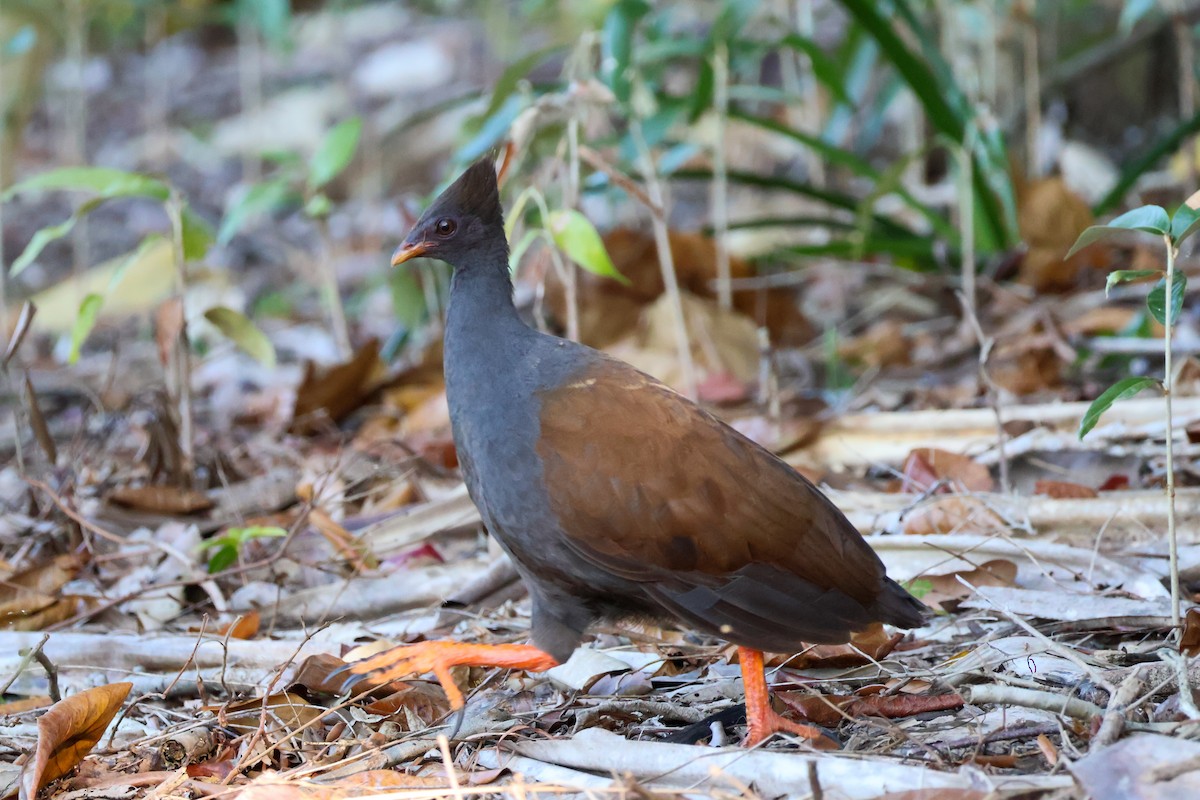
789 0 824 185
563 117 581 342
630 119 698 400
1164 233 1181 636
711 42 732 312
0 41 6 336
166 195 194 480
317 217 352 360
959 135 977 330
66 0 89 289
1023 7 1040 177
236 11 263 184
144 5 169 168
1171 2 1198 186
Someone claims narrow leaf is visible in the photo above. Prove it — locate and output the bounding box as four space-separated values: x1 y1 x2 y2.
182 207 215 261
1067 205 1171 257
1079 376 1161 439
309 117 362 191
1171 203 1200 246
218 178 295 244
203 306 276 367
68 294 104 365
3 301 36 368
1105 269 1162 296
10 216 79 278
3 166 168 202
1147 273 1188 327
546 210 628 284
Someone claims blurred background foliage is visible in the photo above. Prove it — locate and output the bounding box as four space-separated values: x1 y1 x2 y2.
2 0 1199 385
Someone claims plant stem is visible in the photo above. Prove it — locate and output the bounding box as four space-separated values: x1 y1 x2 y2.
711 42 732 312
563 117 581 342
316 217 352 360
1163 233 1181 636
166 195 194 482
630 118 698 400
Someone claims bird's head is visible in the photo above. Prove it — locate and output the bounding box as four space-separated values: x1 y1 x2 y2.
391 157 506 270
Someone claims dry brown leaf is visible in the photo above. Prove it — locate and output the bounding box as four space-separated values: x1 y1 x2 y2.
902 496 1009 536
839 319 912 368
902 448 993 493
1034 480 1099 499
215 692 324 735
759 622 901 669
777 691 964 727
541 228 812 349
877 793 988 800
106 485 215 515
1062 306 1139 337
1017 177 1102 291
291 338 384 433
921 559 1018 611
155 297 185 369
0 696 53 715
217 611 260 640
0 554 88 632
21 682 132 798
1180 608 1200 657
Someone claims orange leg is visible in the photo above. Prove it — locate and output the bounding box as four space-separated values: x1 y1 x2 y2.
342 641 559 709
738 647 829 747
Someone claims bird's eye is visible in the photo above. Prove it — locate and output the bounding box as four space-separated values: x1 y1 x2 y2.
434 218 457 237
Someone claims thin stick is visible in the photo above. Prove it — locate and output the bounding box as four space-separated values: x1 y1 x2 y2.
1023 7 1041 177
1164 233 1181 636
563 117 582 342
316 217 352 359
711 42 732 312
166 194 194 480
630 118 697 400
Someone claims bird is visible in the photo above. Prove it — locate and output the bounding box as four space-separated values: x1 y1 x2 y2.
344 157 928 746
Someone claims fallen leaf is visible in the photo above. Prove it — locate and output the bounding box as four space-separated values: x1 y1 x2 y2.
217 611 260 640
211 692 325 735
1181 608 1200 657
21 682 132 798
155 297 185 369
902 496 1009 536
777 691 964 727
106 485 215 514
291 339 384 433
902 448 993 493
759 623 901 669
921 559 1018 611
1034 480 1099 499
1017 177 1102 291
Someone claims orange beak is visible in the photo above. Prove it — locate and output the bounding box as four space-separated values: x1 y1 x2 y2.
391 239 432 266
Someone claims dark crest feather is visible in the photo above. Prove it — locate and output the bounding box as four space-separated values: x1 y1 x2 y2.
435 157 503 228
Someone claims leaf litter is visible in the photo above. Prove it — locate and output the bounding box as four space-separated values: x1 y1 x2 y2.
3 8 1200 800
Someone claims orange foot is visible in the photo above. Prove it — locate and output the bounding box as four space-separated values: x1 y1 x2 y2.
738 647 835 748
339 641 559 709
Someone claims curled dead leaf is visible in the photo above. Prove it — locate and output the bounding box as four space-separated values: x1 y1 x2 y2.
1034 480 1099 499
106 485 215 515
902 496 1009 536
777 691 964 728
902 448 993 494
21 682 132 798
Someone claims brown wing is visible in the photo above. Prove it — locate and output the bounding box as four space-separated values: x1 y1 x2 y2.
535 357 913 649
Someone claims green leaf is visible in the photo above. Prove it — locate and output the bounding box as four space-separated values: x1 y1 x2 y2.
484 44 566 120
2 166 169 202
217 178 295 244
508 228 543 273
1147 273 1187 327
1079 376 1161 439
903 578 933 600
1171 203 1200 246
304 192 333 219
206 544 238 574
602 0 651 104
1067 205 1171 257
182 207 214 261
780 34 851 105
68 293 104 365
10 216 79 277
203 306 276 367
1105 269 1163 296
309 117 362 191
546 210 628 284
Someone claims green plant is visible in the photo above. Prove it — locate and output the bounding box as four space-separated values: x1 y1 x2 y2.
219 116 362 358
201 525 287 574
1069 198 1200 636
